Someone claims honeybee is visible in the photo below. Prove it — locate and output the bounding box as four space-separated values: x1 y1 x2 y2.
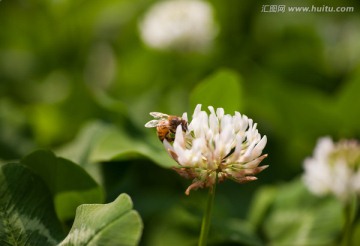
145 112 188 142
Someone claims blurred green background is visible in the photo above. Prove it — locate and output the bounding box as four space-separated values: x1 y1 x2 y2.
1 0 360 245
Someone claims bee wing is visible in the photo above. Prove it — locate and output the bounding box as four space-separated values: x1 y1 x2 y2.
149 112 169 119
145 120 160 128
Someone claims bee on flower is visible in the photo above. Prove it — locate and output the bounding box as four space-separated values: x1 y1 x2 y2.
145 104 268 195
145 112 188 142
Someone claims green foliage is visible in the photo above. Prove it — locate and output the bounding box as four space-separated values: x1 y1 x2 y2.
21 150 104 223
89 123 174 168
58 121 175 169
248 186 277 228
0 158 143 246
190 69 243 113
211 218 262 246
1 0 360 244
251 179 343 245
59 193 143 246
142 205 199 246
0 163 64 245
336 69 360 133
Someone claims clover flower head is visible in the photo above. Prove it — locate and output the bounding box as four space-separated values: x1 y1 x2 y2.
303 137 360 202
138 0 218 52
154 104 268 195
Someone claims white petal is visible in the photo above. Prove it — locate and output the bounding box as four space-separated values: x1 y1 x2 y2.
303 159 332 195
216 107 224 118
163 139 174 152
250 135 267 159
331 160 352 201
208 106 216 115
221 115 232 130
174 124 185 147
314 137 334 161
209 113 219 134
181 112 188 122
226 135 245 163
193 104 202 118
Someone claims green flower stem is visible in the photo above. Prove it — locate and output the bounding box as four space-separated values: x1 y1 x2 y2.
198 178 217 246
341 195 357 246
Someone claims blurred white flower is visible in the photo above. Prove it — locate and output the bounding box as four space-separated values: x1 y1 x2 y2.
303 137 360 202
162 104 268 195
139 0 218 52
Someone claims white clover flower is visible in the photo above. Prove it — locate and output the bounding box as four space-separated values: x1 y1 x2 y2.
157 104 268 195
139 0 218 52
303 137 360 202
